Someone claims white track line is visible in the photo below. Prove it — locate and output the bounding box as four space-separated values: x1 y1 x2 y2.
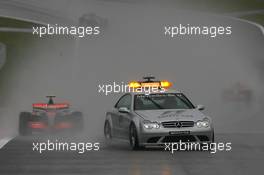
231 16 264 35
225 10 264 17
0 27 32 33
0 137 14 149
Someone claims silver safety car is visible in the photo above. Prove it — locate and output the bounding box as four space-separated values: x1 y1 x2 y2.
104 77 214 150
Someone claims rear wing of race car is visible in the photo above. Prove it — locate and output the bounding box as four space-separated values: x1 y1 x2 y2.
32 96 70 110
32 103 69 110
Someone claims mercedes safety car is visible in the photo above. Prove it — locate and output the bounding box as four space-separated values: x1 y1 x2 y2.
104 77 214 150
19 96 83 135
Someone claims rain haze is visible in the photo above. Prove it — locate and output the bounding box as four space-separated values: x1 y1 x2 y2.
0 0 263 175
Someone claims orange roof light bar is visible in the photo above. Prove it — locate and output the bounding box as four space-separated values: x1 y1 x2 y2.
160 80 172 89
129 81 141 88
128 79 173 89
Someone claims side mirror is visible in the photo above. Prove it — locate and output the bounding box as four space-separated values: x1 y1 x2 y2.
196 105 205 111
118 107 130 113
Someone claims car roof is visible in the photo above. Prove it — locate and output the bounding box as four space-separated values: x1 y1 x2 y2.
129 89 182 95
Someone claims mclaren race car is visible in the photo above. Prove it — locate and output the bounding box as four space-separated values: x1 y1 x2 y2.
104 77 214 150
19 96 83 135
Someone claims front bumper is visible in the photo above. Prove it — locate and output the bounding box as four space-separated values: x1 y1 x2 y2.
138 126 213 146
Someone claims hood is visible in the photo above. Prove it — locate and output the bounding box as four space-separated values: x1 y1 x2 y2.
135 109 206 122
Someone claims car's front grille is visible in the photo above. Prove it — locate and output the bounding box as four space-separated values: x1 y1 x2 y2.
162 121 194 128
162 135 196 143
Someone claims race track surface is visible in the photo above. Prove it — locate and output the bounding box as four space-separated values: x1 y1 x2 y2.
0 133 263 175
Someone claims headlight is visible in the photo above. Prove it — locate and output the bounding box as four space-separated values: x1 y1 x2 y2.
143 121 160 129
196 120 209 128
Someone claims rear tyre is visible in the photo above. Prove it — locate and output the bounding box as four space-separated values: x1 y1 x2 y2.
19 112 31 136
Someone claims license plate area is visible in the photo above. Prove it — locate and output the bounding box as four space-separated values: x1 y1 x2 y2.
169 131 190 135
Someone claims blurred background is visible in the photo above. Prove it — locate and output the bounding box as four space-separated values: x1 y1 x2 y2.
0 0 263 138
0 1 263 175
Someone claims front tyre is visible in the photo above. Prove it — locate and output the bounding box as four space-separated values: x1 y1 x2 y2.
129 124 142 150
104 121 112 139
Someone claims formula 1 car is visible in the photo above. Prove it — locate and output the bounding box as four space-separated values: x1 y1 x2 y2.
79 13 108 29
19 96 83 135
222 82 253 104
104 77 214 150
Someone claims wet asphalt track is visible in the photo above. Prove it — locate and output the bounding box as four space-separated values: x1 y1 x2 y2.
0 133 263 175
0 1 264 175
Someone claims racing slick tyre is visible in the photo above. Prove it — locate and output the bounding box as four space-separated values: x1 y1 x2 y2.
129 124 144 150
19 112 31 136
104 121 112 145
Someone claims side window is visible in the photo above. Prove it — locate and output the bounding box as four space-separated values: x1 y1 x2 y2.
115 94 132 109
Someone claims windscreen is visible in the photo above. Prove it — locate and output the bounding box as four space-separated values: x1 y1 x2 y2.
134 93 195 110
